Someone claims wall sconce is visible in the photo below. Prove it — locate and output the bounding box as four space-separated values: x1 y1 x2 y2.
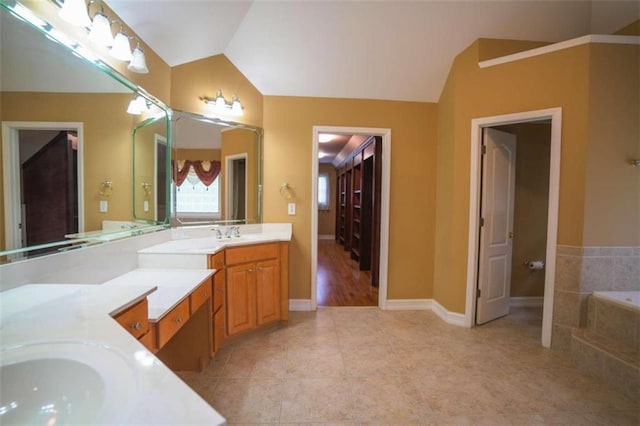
141 182 152 196
53 0 149 73
99 180 113 197
200 90 244 118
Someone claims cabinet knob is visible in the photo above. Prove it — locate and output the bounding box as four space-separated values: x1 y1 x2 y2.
248 268 254 273
203 292 209 297
176 316 183 324
130 322 141 331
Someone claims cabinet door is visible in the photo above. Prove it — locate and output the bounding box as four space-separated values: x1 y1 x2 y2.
256 259 281 325
226 263 257 335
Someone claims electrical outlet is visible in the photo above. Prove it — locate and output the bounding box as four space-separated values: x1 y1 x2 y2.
287 203 296 216
99 200 108 213
144 200 149 212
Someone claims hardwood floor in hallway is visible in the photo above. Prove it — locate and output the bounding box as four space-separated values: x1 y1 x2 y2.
317 239 378 306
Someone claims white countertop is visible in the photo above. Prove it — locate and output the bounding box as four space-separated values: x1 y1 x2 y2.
137 225 292 270
103 268 215 321
0 283 226 425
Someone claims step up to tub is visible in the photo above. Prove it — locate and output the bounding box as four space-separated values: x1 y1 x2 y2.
570 293 639 401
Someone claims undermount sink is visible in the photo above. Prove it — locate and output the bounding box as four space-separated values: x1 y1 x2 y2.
0 341 137 425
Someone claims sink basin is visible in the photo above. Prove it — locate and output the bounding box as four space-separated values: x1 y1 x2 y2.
0 341 137 425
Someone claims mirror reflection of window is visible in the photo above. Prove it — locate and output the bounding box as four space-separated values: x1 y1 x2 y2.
175 160 221 218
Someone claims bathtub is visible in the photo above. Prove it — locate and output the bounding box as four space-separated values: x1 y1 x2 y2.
592 291 640 312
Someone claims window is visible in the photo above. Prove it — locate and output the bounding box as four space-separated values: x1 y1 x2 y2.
318 172 330 210
176 167 220 216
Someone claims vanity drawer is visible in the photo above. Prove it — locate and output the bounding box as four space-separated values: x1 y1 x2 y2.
190 279 212 315
113 298 149 339
213 270 225 312
157 298 190 348
209 251 225 269
225 243 279 265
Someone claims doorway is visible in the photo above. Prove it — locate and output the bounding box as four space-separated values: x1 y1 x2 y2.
154 134 168 222
311 126 391 310
466 108 561 347
2 121 84 253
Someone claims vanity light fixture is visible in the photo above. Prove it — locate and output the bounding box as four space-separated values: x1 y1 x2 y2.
87 10 113 46
58 0 92 28
200 91 244 118
126 95 149 115
127 42 149 74
110 30 133 61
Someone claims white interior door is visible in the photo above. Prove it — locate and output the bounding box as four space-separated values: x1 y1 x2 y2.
477 128 516 324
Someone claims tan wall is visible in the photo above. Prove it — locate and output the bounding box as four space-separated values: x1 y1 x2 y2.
615 19 640 35
21 0 171 103
263 96 437 300
1 92 136 236
497 123 551 298
583 44 640 246
171 55 264 128
434 39 639 313
318 163 337 236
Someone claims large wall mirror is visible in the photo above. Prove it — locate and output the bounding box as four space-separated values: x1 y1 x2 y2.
0 3 169 263
169 111 262 226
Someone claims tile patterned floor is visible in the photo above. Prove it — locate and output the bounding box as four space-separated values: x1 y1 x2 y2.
176 307 639 425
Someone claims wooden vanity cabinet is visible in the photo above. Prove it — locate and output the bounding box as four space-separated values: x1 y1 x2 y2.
209 242 289 339
113 298 149 339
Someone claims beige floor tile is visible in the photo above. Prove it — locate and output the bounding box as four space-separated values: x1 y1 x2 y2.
349 375 434 423
336 324 389 348
287 327 340 347
280 377 356 423
342 344 408 377
286 345 346 378
209 378 283 423
222 346 287 378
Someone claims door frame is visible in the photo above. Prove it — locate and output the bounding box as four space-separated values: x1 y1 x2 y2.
225 152 248 222
311 126 391 310
2 121 84 251
465 108 561 347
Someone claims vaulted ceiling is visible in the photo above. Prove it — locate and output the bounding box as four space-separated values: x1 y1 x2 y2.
105 0 639 103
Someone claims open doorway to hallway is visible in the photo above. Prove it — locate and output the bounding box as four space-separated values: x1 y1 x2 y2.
316 133 381 306
309 126 391 310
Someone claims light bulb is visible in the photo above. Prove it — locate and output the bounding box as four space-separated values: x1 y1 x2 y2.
88 12 114 47
110 31 133 61
128 46 149 73
231 98 243 116
58 0 91 28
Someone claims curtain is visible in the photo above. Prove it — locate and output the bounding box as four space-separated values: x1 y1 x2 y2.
172 160 221 187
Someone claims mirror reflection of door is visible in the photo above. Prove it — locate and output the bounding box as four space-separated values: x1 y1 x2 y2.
18 129 79 252
225 154 247 222
154 135 167 222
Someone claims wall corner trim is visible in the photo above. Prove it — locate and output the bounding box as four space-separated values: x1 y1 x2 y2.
289 299 314 311
479 34 640 69
384 299 432 310
431 300 467 327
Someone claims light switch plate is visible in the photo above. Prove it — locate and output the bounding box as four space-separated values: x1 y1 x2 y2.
287 203 296 216
144 200 149 212
99 200 108 213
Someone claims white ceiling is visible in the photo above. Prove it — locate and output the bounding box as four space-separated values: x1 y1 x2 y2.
105 0 639 103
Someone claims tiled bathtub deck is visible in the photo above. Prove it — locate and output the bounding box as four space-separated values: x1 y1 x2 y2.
177 307 639 425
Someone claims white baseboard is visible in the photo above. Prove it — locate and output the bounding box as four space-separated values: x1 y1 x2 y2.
431 300 467 327
289 299 314 311
318 234 335 240
384 299 432 310
510 296 544 308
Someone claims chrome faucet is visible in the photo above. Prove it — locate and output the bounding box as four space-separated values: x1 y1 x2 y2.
214 227 223 239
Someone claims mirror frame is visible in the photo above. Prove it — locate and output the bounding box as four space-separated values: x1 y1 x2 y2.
0 0 171 262
170 110 263 226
